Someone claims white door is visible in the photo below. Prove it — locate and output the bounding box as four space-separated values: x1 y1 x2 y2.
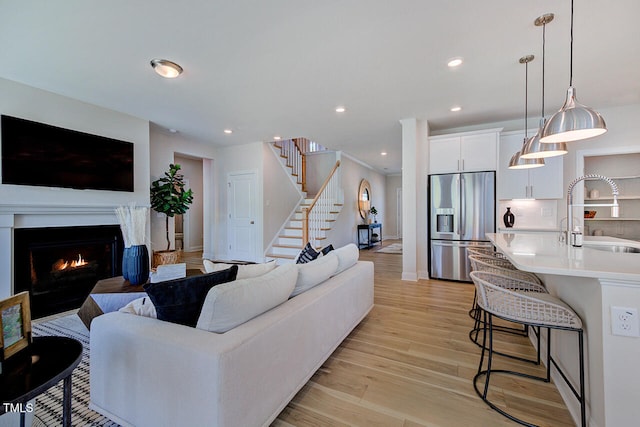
227 171 258 261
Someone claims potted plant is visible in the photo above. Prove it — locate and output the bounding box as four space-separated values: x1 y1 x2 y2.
150 164 193 266
370 206 378 223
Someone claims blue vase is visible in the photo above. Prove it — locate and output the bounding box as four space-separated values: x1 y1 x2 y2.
122 244 149 285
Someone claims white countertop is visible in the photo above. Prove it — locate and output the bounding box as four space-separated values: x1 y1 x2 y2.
487 232 640 282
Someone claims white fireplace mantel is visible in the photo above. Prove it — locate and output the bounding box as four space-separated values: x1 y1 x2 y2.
0 203 149 299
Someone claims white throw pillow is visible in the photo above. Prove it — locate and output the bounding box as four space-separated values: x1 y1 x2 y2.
202 259 277 279
291 252 339 297
196 263 298 333
119 296 157 318
332 243 360 275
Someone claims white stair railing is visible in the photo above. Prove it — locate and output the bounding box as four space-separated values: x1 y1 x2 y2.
302 160 341 248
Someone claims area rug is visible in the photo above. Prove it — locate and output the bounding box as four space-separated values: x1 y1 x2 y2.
375 243 403 254
31 314 120 427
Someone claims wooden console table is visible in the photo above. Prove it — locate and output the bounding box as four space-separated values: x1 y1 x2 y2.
357 223 382 249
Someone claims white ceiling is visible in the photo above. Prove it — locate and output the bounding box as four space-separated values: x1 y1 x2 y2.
1 0 639 174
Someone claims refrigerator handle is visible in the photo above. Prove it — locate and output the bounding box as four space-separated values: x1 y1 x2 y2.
460 176 466 236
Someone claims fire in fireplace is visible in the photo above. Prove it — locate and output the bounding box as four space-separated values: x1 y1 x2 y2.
14 225 124 318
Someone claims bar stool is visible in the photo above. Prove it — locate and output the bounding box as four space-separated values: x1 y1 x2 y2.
466 250 515 321
470 271 586 427
468 255 547 361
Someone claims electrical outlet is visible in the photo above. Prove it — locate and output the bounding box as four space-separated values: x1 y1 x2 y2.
611 306 640 337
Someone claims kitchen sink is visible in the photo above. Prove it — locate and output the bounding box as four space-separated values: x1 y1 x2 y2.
584 244 640 253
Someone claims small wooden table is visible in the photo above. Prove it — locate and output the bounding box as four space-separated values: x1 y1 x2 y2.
77 269 203 329
0 336 82 427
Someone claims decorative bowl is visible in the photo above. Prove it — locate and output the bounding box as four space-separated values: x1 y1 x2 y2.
584 210 597 219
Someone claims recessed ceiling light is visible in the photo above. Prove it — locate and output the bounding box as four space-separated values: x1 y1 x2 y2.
224 129 233 134
450 106 462 112
381 152 387 156
335 106 346 113
273 136 281 140
168 128 178 133
447 58 463 68
150 59 183 78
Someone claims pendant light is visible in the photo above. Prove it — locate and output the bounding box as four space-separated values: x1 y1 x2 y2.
521 13 568 159
540 0 606 143
509 55 545 169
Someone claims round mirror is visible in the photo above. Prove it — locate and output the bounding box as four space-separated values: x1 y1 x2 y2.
358 179 371 219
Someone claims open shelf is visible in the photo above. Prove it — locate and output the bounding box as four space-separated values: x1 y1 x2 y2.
585 218 640 221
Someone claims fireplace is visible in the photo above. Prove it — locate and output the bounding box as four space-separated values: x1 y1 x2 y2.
14 225 124 318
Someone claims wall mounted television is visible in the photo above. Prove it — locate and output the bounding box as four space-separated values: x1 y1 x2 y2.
1 115 134 192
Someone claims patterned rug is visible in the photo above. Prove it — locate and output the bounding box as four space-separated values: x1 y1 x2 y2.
375 243 403 254
31 314 120 427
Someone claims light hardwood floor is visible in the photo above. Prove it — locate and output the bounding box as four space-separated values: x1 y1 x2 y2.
185 245 575 426
273 242 575 427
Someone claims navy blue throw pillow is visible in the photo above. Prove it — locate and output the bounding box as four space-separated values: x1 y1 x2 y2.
296 242 319 264
321 244 334 256
143 265 238 326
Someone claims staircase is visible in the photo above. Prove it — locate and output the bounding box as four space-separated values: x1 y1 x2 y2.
267 140 343 263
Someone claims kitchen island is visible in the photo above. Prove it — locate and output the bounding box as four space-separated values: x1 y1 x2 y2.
487 232 640 427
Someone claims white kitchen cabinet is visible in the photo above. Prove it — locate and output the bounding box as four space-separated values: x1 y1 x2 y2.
429 129 500 174
497 130 563 200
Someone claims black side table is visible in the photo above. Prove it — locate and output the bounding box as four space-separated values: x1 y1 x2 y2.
0 336 83 427
357 223 382 249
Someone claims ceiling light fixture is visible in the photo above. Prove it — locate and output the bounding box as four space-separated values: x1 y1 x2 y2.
447 58 463 68
335 106 346 113
521 13 568 159
540 0 606 143
450 106 462 112
509 55 545 170
381 152 387 156
150 59 183 79
224 129 233 134
273 136 281 141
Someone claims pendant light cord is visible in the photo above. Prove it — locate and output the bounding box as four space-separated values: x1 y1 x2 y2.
569 0 574 87
542 22 546 118
524 60 529 141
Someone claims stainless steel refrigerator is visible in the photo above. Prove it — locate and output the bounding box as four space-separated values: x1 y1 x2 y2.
429 171 495 282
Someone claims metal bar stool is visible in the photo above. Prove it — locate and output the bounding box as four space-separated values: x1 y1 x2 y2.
470 271 586 427
468 255 547 363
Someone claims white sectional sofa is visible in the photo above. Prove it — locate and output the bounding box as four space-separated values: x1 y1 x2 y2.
89 255 374 427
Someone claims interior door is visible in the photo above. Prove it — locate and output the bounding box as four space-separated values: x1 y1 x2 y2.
227 171 258 261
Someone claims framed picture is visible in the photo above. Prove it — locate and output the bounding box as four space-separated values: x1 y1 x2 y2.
0 291 32 365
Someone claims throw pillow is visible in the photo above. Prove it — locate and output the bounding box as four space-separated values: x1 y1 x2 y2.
196 263 298 333
332 243 360 275
291 252 339 297
321 244 335 256
143 265 238 327
119 296 157 318
296 242 319 264
202 259 277 279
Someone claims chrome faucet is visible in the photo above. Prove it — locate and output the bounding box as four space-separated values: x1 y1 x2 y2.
565 174 619 243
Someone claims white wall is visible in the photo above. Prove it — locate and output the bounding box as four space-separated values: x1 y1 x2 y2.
0 77 150 298
174 155 204 251
324 153 385 249
149 126 216 256
385 174 402 239
263 142 301 251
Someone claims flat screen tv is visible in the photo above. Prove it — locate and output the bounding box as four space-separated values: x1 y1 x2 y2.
1 115 134 192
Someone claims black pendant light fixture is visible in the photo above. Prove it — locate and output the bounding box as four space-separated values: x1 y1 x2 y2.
509 55 545 170
521 13 568 159
540 0 606 143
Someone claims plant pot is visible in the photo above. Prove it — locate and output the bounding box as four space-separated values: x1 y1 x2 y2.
153 250 182 268
123 245 150 285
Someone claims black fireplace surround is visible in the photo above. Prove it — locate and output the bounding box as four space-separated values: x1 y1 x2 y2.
14 225 124 318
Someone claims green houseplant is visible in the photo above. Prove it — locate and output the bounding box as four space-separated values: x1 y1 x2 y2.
369 206 378 223
150 164 193 264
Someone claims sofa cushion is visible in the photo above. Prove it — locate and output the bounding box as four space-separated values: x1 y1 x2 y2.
119 296 157 318
143 266 238 327
196 264 298 333
202 259 277 279
321 244 335 256
295 242 319 264
291 252 339 297
333 243 360 275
